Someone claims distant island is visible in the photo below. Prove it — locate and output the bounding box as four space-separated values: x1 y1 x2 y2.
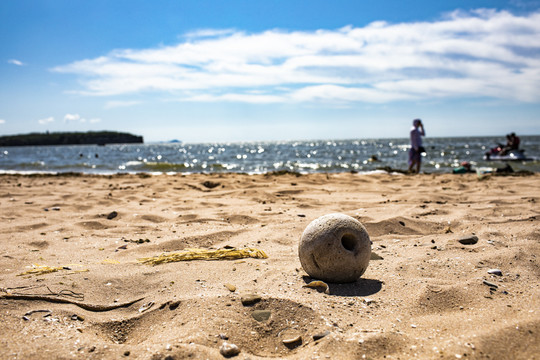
0 131 144 146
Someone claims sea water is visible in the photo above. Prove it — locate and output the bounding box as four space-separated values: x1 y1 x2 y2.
1 136 539 175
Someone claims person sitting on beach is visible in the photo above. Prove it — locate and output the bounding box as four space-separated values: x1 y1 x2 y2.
452 161 473 174
408 119 425 173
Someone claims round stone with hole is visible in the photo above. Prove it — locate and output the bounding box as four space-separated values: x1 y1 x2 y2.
298 213 371 283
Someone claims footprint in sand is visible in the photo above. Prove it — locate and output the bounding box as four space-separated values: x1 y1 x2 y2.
76 221 111 230
140 214 168 223
90 296 327 357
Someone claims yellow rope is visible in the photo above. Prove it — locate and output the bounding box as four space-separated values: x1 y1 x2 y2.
138 247 268 265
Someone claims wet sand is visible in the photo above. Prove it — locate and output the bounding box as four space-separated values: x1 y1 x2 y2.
1 172 539 359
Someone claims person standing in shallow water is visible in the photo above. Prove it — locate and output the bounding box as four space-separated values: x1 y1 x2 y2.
408 119 425 173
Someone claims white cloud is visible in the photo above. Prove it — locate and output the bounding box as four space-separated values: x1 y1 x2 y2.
8 59 24 66
38 117 54 125
63 113 101 124
186 93 285 104
0 119 6 124
52 9 540 104
183 28 237 39
64 113 81 122
104 100 141 109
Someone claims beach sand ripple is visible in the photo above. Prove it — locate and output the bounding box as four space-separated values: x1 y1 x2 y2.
1 172 539 359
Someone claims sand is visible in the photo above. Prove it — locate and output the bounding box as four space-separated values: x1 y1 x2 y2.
1 172 539 359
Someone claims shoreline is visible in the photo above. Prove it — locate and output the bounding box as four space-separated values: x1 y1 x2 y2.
1 172 539 359
2 136 539 175
0 166 537 177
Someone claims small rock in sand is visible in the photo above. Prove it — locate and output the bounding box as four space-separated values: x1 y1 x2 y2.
483 280 498 288
282 335 302 348
220 342 240 358
202 181 220 189
458 235 478 245
488 269 503 276
251 310 271 322
241 294 261 306
313 330 330 341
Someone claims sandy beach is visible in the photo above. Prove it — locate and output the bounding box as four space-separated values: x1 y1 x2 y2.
1 172 539 359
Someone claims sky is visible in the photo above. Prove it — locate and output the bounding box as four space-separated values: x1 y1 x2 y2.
1 0 540 143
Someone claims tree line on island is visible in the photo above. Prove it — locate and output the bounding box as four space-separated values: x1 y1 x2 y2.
0 131 143 146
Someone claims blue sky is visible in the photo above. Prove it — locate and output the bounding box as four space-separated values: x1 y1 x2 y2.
1 0 540 143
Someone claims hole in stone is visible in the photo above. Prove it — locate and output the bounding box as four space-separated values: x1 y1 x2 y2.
341 233 357 251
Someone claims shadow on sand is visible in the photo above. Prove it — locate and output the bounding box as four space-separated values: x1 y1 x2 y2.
303 276 383 297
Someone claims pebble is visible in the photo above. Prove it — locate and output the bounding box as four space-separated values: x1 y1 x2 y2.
313 330 330 341
251 310 271 322
71 314 85 321
224 283 236 292
488 269 503 276
107 211 118 220
282 335 302 347
202 181 220 189
458 235 478 245
483 280 498 288
363 298 375 305
240 294 261 306
219 342 240 358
